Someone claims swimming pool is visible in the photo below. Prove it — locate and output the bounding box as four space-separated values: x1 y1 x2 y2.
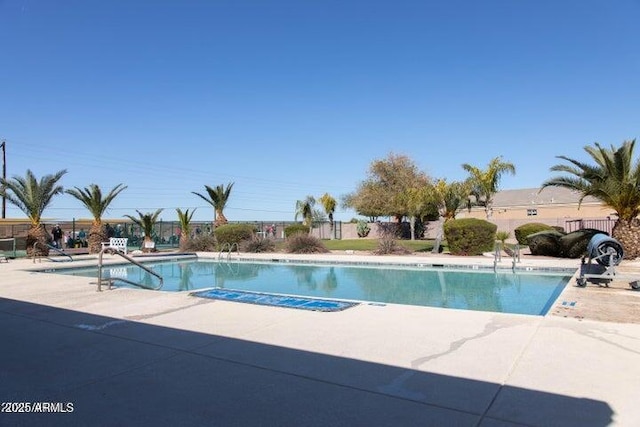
49 259 573 316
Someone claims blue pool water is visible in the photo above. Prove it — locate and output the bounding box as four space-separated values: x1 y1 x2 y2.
50 259 572 315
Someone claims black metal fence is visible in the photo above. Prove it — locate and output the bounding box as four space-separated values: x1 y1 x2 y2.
0 220 338 251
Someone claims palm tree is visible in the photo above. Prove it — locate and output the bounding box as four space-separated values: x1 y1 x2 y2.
318 193 337 239
432 179 473 221
124 209 163 253
192 182 234 228
0 169 67 256
541 140 640 259
295 196 316 227
65 183 127 253
176 207 196 249
462 156 516 218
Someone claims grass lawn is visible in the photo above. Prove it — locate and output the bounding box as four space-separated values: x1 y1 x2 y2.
5 238 446 258
321 238 442 253
271 237 446 253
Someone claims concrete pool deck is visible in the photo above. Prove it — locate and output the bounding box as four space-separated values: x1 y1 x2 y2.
1 252 639 426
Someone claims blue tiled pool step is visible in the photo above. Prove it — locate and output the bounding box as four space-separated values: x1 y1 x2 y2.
191 288 359 312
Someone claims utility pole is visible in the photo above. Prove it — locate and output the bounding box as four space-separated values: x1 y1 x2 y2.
1 140 5 219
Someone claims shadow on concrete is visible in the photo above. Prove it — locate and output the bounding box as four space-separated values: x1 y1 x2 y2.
0 297 613 426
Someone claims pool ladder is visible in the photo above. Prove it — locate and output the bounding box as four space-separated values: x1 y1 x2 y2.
218 242 239 261
97 247 163 291
493 242 520 271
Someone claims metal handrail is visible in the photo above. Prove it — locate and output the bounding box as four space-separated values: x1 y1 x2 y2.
493 241 502 271
494 242 521 271
511 244 521 270
32 241 43 263
32 242 73 263
97 247 163 292
218 242 239 260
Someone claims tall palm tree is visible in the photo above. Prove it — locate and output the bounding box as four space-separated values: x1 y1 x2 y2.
192 182 234 228
541 140 640 259
295 196 316 227
0 169 67 256
65 183 127 253
176 207 196 249
318 193 337 238
462 156 516 218
124 209 163 253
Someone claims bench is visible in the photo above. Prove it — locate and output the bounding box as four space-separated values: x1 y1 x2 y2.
101 238 128 254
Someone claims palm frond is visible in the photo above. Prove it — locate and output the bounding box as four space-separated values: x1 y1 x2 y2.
192 182 234 224
66 183 127 222
176 208 196 235
0 169 67 224
543 140 640 220
124 209 164 236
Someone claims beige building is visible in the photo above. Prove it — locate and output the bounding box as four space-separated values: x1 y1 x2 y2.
337 187 616 240
458 187 615 235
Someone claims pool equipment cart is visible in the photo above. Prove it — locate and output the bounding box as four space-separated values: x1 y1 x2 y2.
576 233 639 289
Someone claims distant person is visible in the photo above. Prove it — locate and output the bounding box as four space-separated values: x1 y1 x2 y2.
106 223 115 238
64 231 73 248
78 229 87 247
52 225 63 248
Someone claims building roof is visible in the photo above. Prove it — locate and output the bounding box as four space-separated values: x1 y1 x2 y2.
492 187 601 208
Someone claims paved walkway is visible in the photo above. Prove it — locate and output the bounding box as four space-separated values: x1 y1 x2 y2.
1 252 639 426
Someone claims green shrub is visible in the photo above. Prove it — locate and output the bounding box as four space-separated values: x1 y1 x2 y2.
356 220 371 238
242 237 276 253
284 224 310 238
527 231 564 256
514 223 556 245
443 218 497 256
285 233 329 254
496 230 510 244
560 228 604 258
527 228 604 258
214 223 255 246
181 234 217 252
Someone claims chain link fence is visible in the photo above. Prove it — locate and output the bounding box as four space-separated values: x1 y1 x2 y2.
0 220 344 252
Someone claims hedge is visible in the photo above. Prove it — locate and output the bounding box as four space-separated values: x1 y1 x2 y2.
444 218 497 256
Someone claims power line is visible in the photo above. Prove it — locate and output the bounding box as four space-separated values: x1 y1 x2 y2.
1 140 6 218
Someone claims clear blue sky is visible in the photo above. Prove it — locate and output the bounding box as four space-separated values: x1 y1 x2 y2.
1 0 638 223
